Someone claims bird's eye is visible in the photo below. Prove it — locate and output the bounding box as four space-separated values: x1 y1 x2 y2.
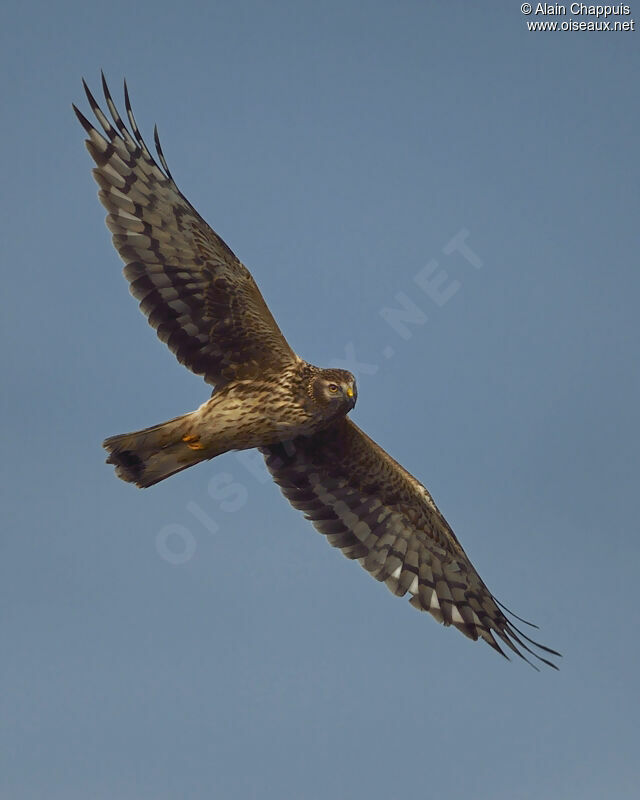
328 383 339 393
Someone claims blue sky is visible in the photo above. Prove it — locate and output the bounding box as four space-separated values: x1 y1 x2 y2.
2 1 639 798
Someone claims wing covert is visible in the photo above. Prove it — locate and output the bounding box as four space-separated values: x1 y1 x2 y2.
74 75 297 387
262 418 560 669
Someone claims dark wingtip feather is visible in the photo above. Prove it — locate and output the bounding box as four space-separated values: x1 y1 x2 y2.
494 596 540 628
508 618 563 659
486 631 510 662
82 78 100 114
123 79 139 141
513 637 558 671
73 103 94 134
99 72 136 147
153 124 173 179
123 78 154 162
81 76 118 140
101 70 112 104
491 595 561 669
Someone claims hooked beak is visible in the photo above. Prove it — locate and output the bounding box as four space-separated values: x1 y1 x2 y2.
345 385 356 409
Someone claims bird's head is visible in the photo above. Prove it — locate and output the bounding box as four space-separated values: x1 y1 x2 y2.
311 368 357 415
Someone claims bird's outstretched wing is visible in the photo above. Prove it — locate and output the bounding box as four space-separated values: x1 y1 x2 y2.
74 75 297 387
262 418 560 669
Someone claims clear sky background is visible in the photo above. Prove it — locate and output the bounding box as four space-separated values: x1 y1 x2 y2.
2 2 638 798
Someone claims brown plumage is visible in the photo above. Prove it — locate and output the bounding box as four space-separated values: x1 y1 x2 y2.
75 75 560 669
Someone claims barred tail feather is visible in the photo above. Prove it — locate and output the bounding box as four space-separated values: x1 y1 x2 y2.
103 412 206 488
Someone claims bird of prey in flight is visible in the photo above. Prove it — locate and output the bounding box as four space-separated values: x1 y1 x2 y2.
74 75 560 669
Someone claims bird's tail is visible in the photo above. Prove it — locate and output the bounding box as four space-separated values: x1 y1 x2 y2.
103 412 210 488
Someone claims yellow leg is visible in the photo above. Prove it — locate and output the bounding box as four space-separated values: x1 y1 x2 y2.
182 433 204 450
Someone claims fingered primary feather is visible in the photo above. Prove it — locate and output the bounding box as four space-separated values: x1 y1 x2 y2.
74 75 297 388
262 418 561 670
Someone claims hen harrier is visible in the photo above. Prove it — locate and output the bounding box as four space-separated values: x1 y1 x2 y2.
75 76 560 669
